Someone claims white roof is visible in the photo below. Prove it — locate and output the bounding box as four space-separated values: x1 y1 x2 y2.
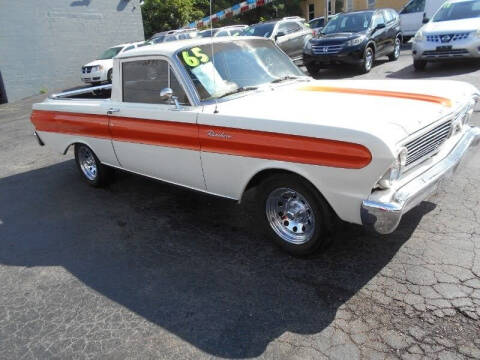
116 36 270 59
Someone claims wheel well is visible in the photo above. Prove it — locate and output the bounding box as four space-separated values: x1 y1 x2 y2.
64 141 86 155
366 42 375 54
242 168 339 231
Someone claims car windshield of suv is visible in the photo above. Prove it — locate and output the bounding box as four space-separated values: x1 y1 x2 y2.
198 29 218 37
309 18 325 28
178 39 304 101
240 23 275 37
433 0 480 22
97 46 124 60
321 13 373 34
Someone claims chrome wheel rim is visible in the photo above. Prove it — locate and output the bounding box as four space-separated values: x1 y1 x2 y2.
265 188 315 245
365 49 373 71
394 39 400 58
78 146 97 181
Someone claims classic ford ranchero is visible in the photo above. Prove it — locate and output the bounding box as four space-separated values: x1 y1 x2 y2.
31 37 480 255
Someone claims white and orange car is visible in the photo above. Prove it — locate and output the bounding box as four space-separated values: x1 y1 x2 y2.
31 37 480 255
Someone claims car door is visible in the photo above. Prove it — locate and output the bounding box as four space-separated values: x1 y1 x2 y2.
274 22 294 57
383 10 396 52
289 22 310 59
108 57 206 191
399 0 426 35
372 12 388 55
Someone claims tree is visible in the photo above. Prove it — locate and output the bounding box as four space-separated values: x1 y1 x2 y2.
142 0 304 37
141 0 204 38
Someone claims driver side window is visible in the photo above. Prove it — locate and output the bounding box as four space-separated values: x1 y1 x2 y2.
122 59 189 105
401 0 426 14
373 13 386 27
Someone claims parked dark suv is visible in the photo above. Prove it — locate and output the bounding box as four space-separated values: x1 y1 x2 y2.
303 9 402 74
240 17 314 62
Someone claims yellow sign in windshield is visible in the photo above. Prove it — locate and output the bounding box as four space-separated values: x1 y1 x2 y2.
181 47 210 67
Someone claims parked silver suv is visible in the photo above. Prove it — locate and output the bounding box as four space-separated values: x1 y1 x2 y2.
412 0 480 70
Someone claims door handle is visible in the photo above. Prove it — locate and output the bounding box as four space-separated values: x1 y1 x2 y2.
107 108 120 115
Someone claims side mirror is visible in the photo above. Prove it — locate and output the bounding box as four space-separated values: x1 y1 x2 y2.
375 23 386 30
160 87 180 109
160 87 173 100
422 17 430 24
275 31 286 41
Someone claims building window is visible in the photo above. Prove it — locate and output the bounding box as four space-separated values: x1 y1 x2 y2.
308 3 315 20
367 0 375 9
346 0 353 12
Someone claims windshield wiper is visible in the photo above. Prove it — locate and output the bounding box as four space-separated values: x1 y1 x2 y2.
270 75 302 84
218 86 258 99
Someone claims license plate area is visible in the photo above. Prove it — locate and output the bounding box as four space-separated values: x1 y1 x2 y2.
436 45 452 51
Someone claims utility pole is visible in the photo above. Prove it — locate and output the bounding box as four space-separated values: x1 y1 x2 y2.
324 0 329 24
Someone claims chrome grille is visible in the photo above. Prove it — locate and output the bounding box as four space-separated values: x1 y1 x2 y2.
426 33 470 43
405 120 452 167
82 66 92 74
423 49 469 57
311 44 343 55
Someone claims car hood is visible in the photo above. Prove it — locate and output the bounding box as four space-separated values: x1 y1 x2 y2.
83 59 113 68
423 17 480 33
313 32 360 42
209 79 478 145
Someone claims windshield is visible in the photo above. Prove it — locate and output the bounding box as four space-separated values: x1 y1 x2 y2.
177 39 304 101
198 29 218 37
151 35 166 44
240 23 275 38
97 46 124 60
309 18 325 28
322 13 373 34
433 0 480 21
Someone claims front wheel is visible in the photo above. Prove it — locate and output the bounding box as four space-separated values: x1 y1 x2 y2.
388 37 401 61
305 62 320 76
74 144 112 187
359 46 374 73
413 59 427 70
260 174 333 256
107 69 112 83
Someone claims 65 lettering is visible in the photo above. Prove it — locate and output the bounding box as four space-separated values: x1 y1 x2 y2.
181 47 210 67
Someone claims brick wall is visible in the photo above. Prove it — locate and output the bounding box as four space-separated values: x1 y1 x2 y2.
0 0 144 103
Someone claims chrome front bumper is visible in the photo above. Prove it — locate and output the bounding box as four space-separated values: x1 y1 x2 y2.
361 126 480 234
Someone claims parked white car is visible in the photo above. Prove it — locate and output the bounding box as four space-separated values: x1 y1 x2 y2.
81 43 142 85
400 0 448 41
197 25 248 38
32 37 480 255
412 0 480 69
308 15 335 36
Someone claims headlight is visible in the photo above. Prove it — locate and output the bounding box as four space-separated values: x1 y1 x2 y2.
305 41 312 51
91 65 103 72
346 36 365 46
474 95 480 112
414 30 424 42
377 147 408 190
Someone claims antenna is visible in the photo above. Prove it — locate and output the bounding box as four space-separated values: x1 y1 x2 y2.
210 0 219 114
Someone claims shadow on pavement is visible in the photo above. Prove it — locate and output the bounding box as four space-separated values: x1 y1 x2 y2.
0 161 435 358
387 60 480 79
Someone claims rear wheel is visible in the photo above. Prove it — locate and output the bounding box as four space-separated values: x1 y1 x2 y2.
413 59 427 70
259 174 333 256
388 37 401 61
74 144 112 187
402 36 412 43
359 46 374 73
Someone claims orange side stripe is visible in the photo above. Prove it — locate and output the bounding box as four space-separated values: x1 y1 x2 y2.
198 125 371 169
299 85 452 107
31 110 372 169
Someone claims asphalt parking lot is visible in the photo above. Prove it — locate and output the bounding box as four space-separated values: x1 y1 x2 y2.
1 48 480 360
